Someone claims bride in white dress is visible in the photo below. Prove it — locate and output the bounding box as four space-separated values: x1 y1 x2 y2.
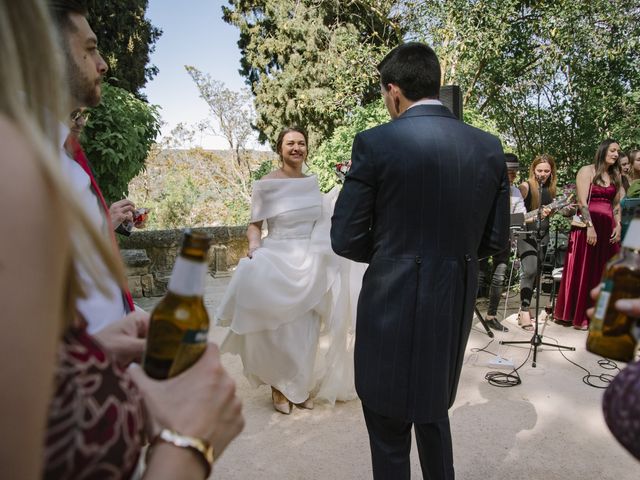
215 127 362 414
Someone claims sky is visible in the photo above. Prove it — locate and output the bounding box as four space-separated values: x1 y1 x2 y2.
143 0 260 149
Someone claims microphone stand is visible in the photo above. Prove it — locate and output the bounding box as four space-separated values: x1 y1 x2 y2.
501 178 574 367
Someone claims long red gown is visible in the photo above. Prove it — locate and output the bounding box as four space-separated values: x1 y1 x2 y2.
554 184 620 328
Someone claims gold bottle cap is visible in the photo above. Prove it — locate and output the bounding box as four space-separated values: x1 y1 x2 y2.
181 229 213 260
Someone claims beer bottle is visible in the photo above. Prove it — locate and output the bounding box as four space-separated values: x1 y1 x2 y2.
143 230 212 379
587 211 640 362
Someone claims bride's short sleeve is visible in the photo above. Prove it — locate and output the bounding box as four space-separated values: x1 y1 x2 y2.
250 183 267 222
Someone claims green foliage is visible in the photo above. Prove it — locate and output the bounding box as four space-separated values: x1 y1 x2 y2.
463 106 502 139
128 144 277 228
309 100 389 192
87 0 162 96
223 0 404 148
151 174 200 229
402 0 640 178
611 90 640 151
252 159 276 181
184 66 256 168
82 83 161 203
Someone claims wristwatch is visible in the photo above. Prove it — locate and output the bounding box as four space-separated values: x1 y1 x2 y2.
585 221 594 228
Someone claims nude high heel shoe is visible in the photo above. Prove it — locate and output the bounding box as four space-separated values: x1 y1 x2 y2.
271 387 292 415
295 397 314 410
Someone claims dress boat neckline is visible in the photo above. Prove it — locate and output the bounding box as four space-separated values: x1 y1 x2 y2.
256 174 316 182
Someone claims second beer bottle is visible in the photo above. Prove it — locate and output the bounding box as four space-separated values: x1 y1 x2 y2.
587 210 640 362
143 229 212 380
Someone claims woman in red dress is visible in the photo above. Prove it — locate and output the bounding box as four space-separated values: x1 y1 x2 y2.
554 139 623 329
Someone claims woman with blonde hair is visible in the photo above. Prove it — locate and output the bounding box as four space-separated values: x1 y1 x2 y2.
1 0 243 477
516 154 558 329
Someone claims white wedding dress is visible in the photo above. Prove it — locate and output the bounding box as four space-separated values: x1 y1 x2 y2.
215 176 363 404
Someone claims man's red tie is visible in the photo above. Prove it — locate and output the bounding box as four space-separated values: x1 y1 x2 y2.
65 135 135 313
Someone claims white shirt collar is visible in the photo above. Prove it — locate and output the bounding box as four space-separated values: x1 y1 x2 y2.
407 98 443 110
59 121 71 156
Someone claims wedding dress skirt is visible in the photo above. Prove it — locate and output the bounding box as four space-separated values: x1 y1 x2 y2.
215 177 362 405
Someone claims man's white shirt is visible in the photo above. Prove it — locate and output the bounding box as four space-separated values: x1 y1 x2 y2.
60 126 126 333
510 185 526 214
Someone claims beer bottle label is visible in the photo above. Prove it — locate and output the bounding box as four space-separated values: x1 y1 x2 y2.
181 329 209 344
146 320 183 360
167 328 209 378
593 280 613 327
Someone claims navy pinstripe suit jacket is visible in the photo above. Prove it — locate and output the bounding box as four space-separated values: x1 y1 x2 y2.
331 104 510 423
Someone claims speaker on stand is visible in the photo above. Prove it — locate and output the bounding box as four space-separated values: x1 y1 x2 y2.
440 85 463 121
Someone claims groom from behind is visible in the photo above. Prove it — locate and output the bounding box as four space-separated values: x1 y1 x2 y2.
331 42 510 479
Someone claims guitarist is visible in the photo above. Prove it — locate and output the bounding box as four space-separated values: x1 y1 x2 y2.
517 154 558 330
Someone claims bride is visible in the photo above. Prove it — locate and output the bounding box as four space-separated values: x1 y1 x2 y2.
215 126 361 414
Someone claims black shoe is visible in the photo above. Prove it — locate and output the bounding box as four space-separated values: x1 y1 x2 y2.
486 317 509 332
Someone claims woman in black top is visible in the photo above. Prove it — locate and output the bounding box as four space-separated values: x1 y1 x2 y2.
517 154 557 329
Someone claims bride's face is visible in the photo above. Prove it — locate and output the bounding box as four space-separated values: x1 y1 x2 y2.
280 132 307 168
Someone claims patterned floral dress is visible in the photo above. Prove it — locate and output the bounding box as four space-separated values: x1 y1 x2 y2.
43 323 145 479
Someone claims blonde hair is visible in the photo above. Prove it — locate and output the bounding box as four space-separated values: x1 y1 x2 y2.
527 153 557 209
0 0 123 327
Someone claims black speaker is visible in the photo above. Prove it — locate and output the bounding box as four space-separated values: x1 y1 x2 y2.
440 85 463 120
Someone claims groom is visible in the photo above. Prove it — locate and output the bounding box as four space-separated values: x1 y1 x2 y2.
331 42 510 479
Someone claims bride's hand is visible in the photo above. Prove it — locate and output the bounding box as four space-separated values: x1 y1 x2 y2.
247 246 260 258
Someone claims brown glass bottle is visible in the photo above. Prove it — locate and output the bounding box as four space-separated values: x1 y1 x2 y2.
587 212 640 362
142 230 212 379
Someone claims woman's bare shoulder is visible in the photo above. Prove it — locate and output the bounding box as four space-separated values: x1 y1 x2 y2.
576 164 595 181
0 116 43 192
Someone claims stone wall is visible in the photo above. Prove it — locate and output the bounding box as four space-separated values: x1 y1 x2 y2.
119 226 247 297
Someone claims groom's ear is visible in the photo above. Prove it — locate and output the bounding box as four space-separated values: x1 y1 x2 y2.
388 83 402 114
394 95 401 116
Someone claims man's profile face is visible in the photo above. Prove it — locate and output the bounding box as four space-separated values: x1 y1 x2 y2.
507 168 518 184
64 13 108 108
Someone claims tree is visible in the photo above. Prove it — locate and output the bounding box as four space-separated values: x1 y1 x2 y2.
223 0 404 148
309 99 389 192
87 0 162 96
401 0 640 178
128 132 276 228
82 83 161 204
185 66 256 175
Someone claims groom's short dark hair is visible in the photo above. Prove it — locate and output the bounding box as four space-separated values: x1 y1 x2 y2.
378 42 441 101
